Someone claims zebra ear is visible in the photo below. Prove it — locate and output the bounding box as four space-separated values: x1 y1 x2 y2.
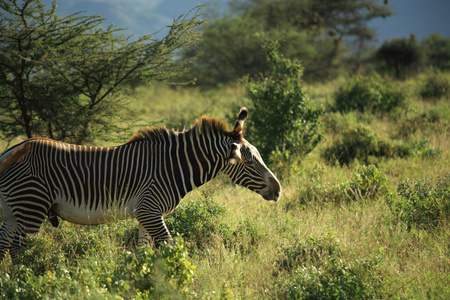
229 143 242 164
232 107 248 136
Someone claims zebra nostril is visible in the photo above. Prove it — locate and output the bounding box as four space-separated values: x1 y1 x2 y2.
273 190 280 201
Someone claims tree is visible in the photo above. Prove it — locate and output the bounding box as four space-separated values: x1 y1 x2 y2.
184 0 392 86
375 34 422 79
421 33 450 70
0 0 203 144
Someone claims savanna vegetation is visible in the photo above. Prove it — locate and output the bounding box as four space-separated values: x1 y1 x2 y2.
1 0 449 299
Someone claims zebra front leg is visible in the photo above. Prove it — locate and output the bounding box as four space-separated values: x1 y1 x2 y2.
137 212 173 248
9 211 47 264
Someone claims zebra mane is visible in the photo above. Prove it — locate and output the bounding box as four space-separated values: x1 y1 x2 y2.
126 117 241 144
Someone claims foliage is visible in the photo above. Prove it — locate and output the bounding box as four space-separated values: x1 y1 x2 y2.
346 165 392 200
323 124 384 166
388 173 450 231
420 71 450 100
244 37 323 162
0 0 203 144
323 124 440 166
181 14 270 87
286 165 391 211
165 190 231 250
100 239 195 298
276 254 385 299
274 234 386 299
166 191 264 255
224 217 265 255
275 234 340 273
393 108 449 140
334 73 408 113
375 34 423 79
185 0 392 85
0 236 195 299
421 33 450 70
285 180 351 210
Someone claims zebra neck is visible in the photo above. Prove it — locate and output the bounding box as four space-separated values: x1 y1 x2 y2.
161 126 229 199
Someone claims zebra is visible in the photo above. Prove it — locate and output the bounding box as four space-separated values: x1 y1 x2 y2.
0 107 281 263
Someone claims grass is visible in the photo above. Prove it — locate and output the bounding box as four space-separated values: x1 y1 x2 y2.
1 72 449 298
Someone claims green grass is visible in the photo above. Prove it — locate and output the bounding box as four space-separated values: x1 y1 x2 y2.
1 72 450 299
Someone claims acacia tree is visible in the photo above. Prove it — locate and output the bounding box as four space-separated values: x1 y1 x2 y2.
0 0 203 144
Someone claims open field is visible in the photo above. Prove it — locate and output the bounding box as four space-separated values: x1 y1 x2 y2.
1 72 449 299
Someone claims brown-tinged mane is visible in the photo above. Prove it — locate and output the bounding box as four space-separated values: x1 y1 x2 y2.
127 116 243 144
0 143 32 176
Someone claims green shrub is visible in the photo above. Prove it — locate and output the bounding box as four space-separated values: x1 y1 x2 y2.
276 255 385 299
394 109 448 140
388 173 450 230
12 227 65 276
420 72 450 100
285 180 354 210
375 35 423 79
0 263 81 299
323 124 385 165
334 73 408 113
0 237 195 299
224 217 265 255
100 238 195 298
323 124 441 165
286 165 390 211
275 234 340 273
347 165 392 200
421 33 450 70
274 234 386 299
165 190 231 249
244 36 323 162
399 139 442 159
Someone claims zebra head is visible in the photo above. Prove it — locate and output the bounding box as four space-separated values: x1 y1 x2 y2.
224 107 281 201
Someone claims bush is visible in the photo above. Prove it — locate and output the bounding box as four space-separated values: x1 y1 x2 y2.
421 33 450 70
375 34 423 79
388 173 450 230
276 255 385 299
323 124 441 165
275 234 340 273
245 36 323 162
346 165 392 200
101 238 195 298
334 73 408 113
165 190 231 250
274 234 386 299
0 237 195 299
286 165 390 211
285 180 353 210
394 109 447 140
420 72 450 100
224 217 265 255
323 124 384 165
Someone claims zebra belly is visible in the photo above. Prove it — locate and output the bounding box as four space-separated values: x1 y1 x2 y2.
53 197 138 225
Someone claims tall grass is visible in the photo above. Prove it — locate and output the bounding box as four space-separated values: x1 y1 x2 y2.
1 72 449 298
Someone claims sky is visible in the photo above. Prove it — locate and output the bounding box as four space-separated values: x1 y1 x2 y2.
369 0 450 44
42 0 450 44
